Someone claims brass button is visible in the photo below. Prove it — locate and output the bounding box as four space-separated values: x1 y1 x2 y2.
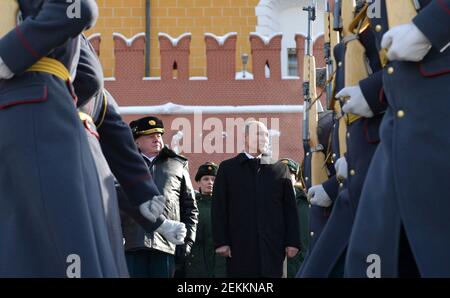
305 177 309 181
310 232 315 237
332 153 337 158
397 110 405 118
306 152 310 156
347 132 350 138
339 183 344 188
338 61 342 67
387 67 394 74
350 169 356 176
375 24 382 32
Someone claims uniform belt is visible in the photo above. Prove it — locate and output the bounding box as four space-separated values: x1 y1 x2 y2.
26 57 71 82
345 113 362 125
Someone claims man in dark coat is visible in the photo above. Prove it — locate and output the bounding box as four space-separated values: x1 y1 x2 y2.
121 116 198 278
212 121 300 278
345 0 450 277
184 162 226 278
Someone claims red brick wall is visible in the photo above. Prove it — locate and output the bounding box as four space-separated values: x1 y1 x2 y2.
96 32 325 181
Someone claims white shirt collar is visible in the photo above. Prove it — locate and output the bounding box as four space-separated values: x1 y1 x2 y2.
143 153 157 163
244 152 262 159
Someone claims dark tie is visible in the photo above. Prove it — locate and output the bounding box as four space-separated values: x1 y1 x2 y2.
249 158 260 172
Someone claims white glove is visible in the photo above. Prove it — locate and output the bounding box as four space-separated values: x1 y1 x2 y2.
156 219 187 245
337 86 374 118
308 185 332 208
0 56 14 80
335 156 348 180
381 23 431 62
139 195 166 223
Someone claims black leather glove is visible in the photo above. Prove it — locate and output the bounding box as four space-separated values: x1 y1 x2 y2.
176 241 193 260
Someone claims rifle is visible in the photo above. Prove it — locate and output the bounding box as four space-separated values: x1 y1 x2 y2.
333 0 343 31
0 0 19 39
380 0 418 66
342 0 368 89
324 0 347 159
302 1 329 187
324 0 340 110
330 0 369 159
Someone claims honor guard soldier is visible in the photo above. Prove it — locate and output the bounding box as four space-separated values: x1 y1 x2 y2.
297 110 335 277
346 0 450 277
0 0 133 277
301 0 387 277
74 34 184 276
297 4 338 276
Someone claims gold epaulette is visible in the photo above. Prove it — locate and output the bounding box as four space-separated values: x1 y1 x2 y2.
26 57 71 82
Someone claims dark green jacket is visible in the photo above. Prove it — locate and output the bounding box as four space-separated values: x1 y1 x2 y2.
185 192 226 278
287 186 309 278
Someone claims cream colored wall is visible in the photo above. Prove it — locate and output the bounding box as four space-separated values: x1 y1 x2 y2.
86 0 259 77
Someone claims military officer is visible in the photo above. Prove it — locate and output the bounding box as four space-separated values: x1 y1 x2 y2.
279 158 309 278
121 116 198 278
183 162 226 278
346 0 450 277
75 35 173 231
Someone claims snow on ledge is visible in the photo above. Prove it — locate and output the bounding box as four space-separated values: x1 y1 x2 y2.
113 32 146 46
282 76 300 80
204 32 237 46
119 102 304 115
143 77 161 81
158 32 192 46
250 32 283 45
189 77 208 81
104 77 116 81
235 71 254 80
87 33 101 41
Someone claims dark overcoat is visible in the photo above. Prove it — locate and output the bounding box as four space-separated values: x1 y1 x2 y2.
346 0 450 277
300 19 386 277
0 0 122 277
212 153 300 278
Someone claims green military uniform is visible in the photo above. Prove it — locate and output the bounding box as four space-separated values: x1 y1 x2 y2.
185 163 226 278
287 186 309 278
279 158 309 278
